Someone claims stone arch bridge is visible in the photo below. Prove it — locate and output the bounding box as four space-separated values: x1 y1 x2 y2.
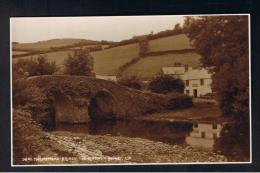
23 75 192 126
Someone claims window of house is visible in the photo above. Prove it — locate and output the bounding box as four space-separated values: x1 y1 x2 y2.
213 133 217 139
200 79 204 85
201 132 205 138
186 90 190 95
186 80 189 86
212 123 217 129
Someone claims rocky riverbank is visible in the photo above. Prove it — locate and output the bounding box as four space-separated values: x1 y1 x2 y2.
13 108 228 165
34 131 227 164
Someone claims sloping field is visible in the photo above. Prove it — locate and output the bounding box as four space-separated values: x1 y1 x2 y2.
91 43 140 75
12 50 74 69
122 52 201 79
148 34 193 52
12 34 196 76
12 50 30 56
13 39 99 52
12 43 140 75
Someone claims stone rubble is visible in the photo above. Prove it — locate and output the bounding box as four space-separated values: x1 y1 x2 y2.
44 131 227 164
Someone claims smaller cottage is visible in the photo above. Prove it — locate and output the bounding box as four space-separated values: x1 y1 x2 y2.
96 75 117 82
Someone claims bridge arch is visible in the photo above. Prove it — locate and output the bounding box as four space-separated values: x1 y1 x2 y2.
88 89 117 120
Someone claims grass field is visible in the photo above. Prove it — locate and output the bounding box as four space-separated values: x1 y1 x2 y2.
91 43 140 75
148 34 193 52
12 50 74 69
12 34 198 76
134 98 229 123
12 43 140 75
122 52 201 79
12 51 30 56
13 38 99 52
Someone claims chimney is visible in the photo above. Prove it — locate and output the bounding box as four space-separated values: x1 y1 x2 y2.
174 62 181 67
185 65 189 72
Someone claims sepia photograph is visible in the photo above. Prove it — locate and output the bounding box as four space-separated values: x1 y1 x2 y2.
11 15 251 166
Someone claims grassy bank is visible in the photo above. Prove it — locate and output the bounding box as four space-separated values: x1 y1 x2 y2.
134 98 232 123
13 108 74 165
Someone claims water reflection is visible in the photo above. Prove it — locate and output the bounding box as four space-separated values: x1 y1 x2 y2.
52 119 249 161
54 119 193 145
185 123 223 150
54 120 225 150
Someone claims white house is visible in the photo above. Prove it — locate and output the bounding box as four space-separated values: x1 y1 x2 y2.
96 75 117 82
182 68 212 97
185 123 222 149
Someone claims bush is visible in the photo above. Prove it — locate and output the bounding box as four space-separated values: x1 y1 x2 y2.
12 55 58 79
64 49 94 76
214 119 250 161
118 75 142 90
139 37 149 57
12 108 66 164
12 78 46 106
13 109 46 164
148 74 184 94
166 92 193 109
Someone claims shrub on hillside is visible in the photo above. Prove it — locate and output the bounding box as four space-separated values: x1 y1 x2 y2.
139 38 149 57
166 92 193 109
12 78 46 107
118 75 142 90
214 120 250 161
64 49 94 76
13 108 69 165
148 74 184 94
12 56 58 107
13 109 46 164
13 55 58 79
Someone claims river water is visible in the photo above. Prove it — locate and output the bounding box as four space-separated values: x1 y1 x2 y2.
53 119 249 161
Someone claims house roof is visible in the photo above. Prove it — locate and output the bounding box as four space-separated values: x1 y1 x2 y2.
162 66 192 75
182 68 211 80
96 75 117 81
162 67 185 75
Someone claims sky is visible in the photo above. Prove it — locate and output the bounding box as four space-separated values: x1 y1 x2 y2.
11 15 185 43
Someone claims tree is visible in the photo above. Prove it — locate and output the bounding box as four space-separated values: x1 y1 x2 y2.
13 55 58 79
12 55 58 106
183 15 249 160
173 23 182 34
183 16 249 119
138 36 149 57
32 55 58 76
148 74 184 94
64 49 94 76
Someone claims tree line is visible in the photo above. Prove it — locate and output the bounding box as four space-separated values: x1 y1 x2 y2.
183 15 249 160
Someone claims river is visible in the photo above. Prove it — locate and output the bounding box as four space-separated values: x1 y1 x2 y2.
51 119 249 162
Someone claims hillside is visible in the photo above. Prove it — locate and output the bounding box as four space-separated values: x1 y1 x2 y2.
12 34 201 77
12 50 74 69
12 43 140 75
91 43 140 75
148 34 193 52
12 38 100 52
122 52 201 79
